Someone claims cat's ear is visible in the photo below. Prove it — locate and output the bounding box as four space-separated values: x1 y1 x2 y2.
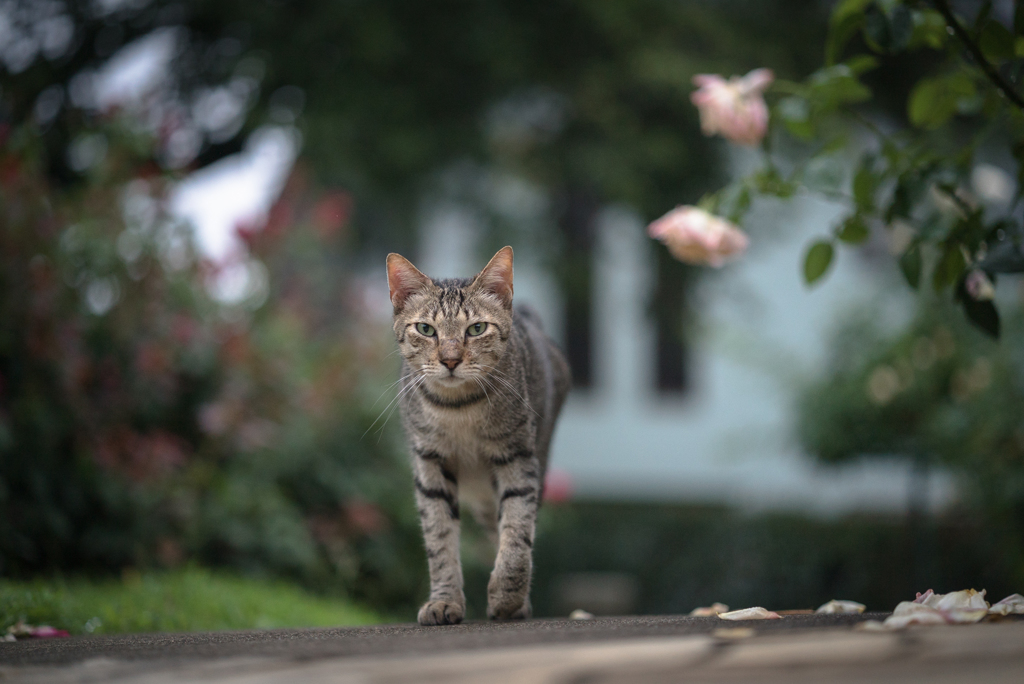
386 253 432 312
473 246 514 308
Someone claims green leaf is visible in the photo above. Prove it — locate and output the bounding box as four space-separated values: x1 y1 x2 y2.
885 178 911 223
754 167 798 197
777 97 813 139
932 243 967 291
852 161 878 212
804 240 835 285
827 0 873 64
845 55 880 74
831 0 873 29
910 9 949 50
863 4 890 52
908 73 976 129
980 21 1015 62
899 244 921 288
837 215 870 244
888 4 913 52
956 278 1001 338
975 0 993 32
808 65 872 111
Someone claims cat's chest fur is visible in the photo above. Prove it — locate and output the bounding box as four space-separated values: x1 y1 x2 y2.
412 392 527 462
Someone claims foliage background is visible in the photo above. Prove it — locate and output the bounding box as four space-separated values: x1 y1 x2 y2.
2 0 1023 627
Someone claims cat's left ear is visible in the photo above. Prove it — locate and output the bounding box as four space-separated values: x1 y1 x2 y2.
473 246 514 308
386 253 432 313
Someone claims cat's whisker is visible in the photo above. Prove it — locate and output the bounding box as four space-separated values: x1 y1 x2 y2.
369 372 415 409
373 374 427 441
481 365 541 418
478 373 540 420
374 374 426 443
362 370 425 439
473 376 492 408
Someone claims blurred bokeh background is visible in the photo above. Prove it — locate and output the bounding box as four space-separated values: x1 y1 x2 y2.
2 0 1023 631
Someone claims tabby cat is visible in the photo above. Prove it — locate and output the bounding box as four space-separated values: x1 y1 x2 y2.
386 246 570 625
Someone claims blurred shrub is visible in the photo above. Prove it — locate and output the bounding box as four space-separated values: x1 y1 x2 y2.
529 501 1023 616
0 120 428 616
797 295 1024 572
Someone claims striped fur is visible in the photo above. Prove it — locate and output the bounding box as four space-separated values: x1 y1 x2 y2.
386 247 571 625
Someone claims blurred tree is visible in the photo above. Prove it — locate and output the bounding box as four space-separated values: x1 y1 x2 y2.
797 293 1024 587
3 0 827 226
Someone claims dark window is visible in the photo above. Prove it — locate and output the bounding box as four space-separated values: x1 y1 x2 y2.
557 190 599 389
652 246 690 394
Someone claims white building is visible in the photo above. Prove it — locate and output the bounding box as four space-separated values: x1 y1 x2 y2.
417 177 955 515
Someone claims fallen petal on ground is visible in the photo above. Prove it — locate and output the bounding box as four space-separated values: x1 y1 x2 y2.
815 600 866 614
881 611 949 629
718 607 781 620
689 602 729 617
934 589 988 613
989 594 1024 615
6 621 70 639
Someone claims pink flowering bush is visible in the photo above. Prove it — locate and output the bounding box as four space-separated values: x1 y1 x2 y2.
690 69 774 146
647 206 749 267
0 122 428 615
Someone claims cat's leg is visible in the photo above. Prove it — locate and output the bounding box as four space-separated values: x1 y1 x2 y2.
413 450 464 625
487 448 540 620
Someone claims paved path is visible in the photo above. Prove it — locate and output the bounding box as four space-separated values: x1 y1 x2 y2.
1 614 1022 683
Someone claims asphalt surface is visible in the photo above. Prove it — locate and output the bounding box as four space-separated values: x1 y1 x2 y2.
0 613 880 667
3 614 1023 684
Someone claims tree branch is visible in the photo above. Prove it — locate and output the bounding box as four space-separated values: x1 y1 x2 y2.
931 0 1024 111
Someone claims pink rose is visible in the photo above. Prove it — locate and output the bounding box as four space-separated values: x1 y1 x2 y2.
648 206 749 267
690 68 774 146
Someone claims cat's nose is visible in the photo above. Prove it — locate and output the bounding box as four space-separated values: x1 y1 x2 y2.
441 358 461 371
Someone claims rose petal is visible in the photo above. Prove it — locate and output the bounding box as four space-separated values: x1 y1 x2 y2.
29 625 70 638
989 593 1024 615
882 610 948 629
690 69 772 145
933 589 988 613
815 600 866 614
718 607 781 620
942 609 988 624
689 602 729 617
737 68 775 95
647 206 748 267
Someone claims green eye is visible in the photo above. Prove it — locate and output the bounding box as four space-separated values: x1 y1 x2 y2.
467 322 487 337
416 323 436 336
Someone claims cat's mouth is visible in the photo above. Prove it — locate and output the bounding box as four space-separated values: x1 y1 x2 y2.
434 371 467 385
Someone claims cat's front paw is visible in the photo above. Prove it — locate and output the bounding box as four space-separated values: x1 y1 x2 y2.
418 600 465 626
487 594 531 620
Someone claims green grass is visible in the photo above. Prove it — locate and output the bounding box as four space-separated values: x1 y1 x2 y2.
0 567 381 635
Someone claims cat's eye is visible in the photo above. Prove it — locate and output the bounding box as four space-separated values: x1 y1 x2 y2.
416 323 436 336
467 322 487 337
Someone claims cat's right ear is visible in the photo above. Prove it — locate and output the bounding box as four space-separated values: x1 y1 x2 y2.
386 253 432 313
